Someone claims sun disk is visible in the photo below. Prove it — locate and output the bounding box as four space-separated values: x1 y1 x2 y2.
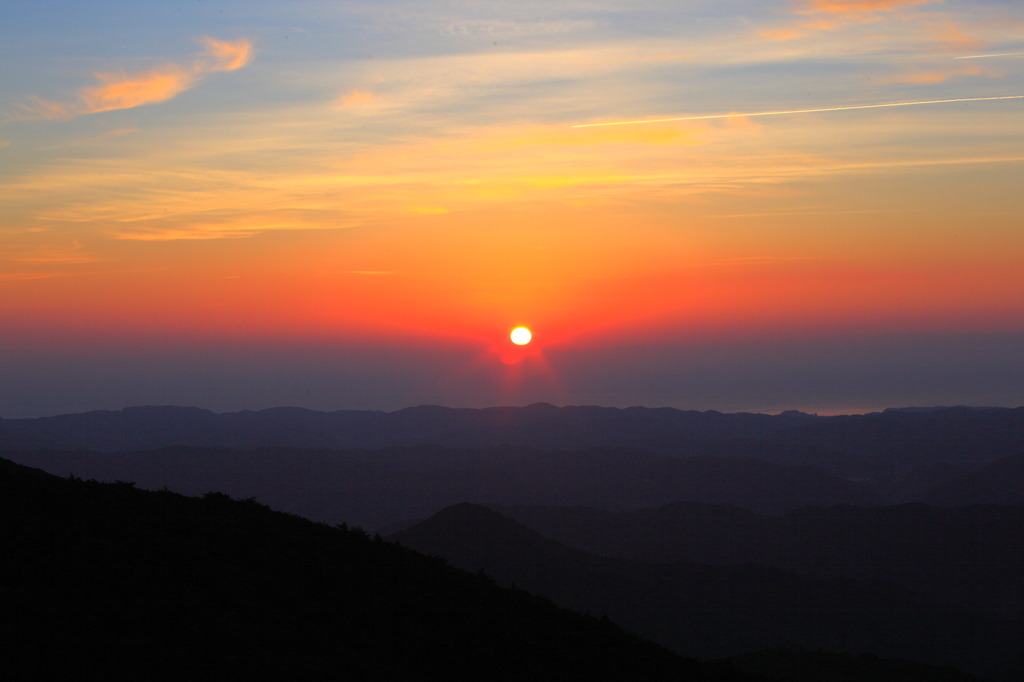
510 327 532 345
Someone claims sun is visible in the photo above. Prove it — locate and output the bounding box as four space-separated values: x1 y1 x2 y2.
510 327 532 345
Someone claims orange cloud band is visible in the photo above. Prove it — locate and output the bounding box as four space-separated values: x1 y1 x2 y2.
804 0 939 14
80 66 197 115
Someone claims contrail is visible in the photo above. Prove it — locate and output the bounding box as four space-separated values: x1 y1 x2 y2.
571 95 1024 128
955 52 1024 59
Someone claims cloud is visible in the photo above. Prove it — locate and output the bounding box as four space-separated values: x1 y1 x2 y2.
10 37 253 121
0 242 99 265
36 127 140 151
761 0 943 41
199 36 254 72
0 139 9 147
79 65 198 115
955 52 1024 60
334 90 376 107
759 27 808 41
802 0 939 14
874 64 981 84
0 273 70 282
936 21 984 50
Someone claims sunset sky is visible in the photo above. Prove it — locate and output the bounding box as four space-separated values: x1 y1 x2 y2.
2 0 1023 417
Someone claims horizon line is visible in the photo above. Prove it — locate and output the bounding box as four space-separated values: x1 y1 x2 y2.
5 402 1018 420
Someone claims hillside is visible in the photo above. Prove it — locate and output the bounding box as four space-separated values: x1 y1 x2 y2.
0 457 752 682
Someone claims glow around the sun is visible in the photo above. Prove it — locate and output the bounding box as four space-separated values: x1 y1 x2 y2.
510 327 532 345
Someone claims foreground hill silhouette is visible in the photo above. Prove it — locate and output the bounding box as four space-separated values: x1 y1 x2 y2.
6 445 883 528
728 650 991 682
390 504 1024 680
0 457 754 682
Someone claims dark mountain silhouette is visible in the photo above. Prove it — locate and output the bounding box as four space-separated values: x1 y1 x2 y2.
5 445 883 529
922 453 1024 506
488 501 1024 617
0 456 757 682
725 650 987 682
389 504 1023 680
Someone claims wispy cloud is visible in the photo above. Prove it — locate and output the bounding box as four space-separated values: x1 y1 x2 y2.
441 18 593 38
0 241 100 265
955 52 1024 60
200 36 254 72
760 0 947 42
573 96 1023 127
9 37 253 121
8 95 1023 243
37 127 139 151
80 65 198 115
936 21 984 50
692 256 819 267
873 64 985 84
802 0 939 14
0 273 72 282
333 90 376 107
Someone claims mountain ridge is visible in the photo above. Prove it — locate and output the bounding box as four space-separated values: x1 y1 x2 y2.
486 497 1024 616
3 405 1020 486
389 503 1024 679
0 455 746 682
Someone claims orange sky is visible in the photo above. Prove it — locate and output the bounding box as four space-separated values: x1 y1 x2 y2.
2 0 1023 415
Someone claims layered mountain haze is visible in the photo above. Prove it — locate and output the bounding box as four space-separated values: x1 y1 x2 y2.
0 457 744 682
487 500 1024 617
3 406 1022 471
0 403 829 452
2 445 883 529
2 403 1022 680
922 453 1024 506
3 405 1022 530
389 503 1024 679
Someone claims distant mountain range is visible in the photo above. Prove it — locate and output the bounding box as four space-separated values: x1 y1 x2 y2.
3 405 1022 479
2 404 1021 504
389 503 1024 680
0 403 817 452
